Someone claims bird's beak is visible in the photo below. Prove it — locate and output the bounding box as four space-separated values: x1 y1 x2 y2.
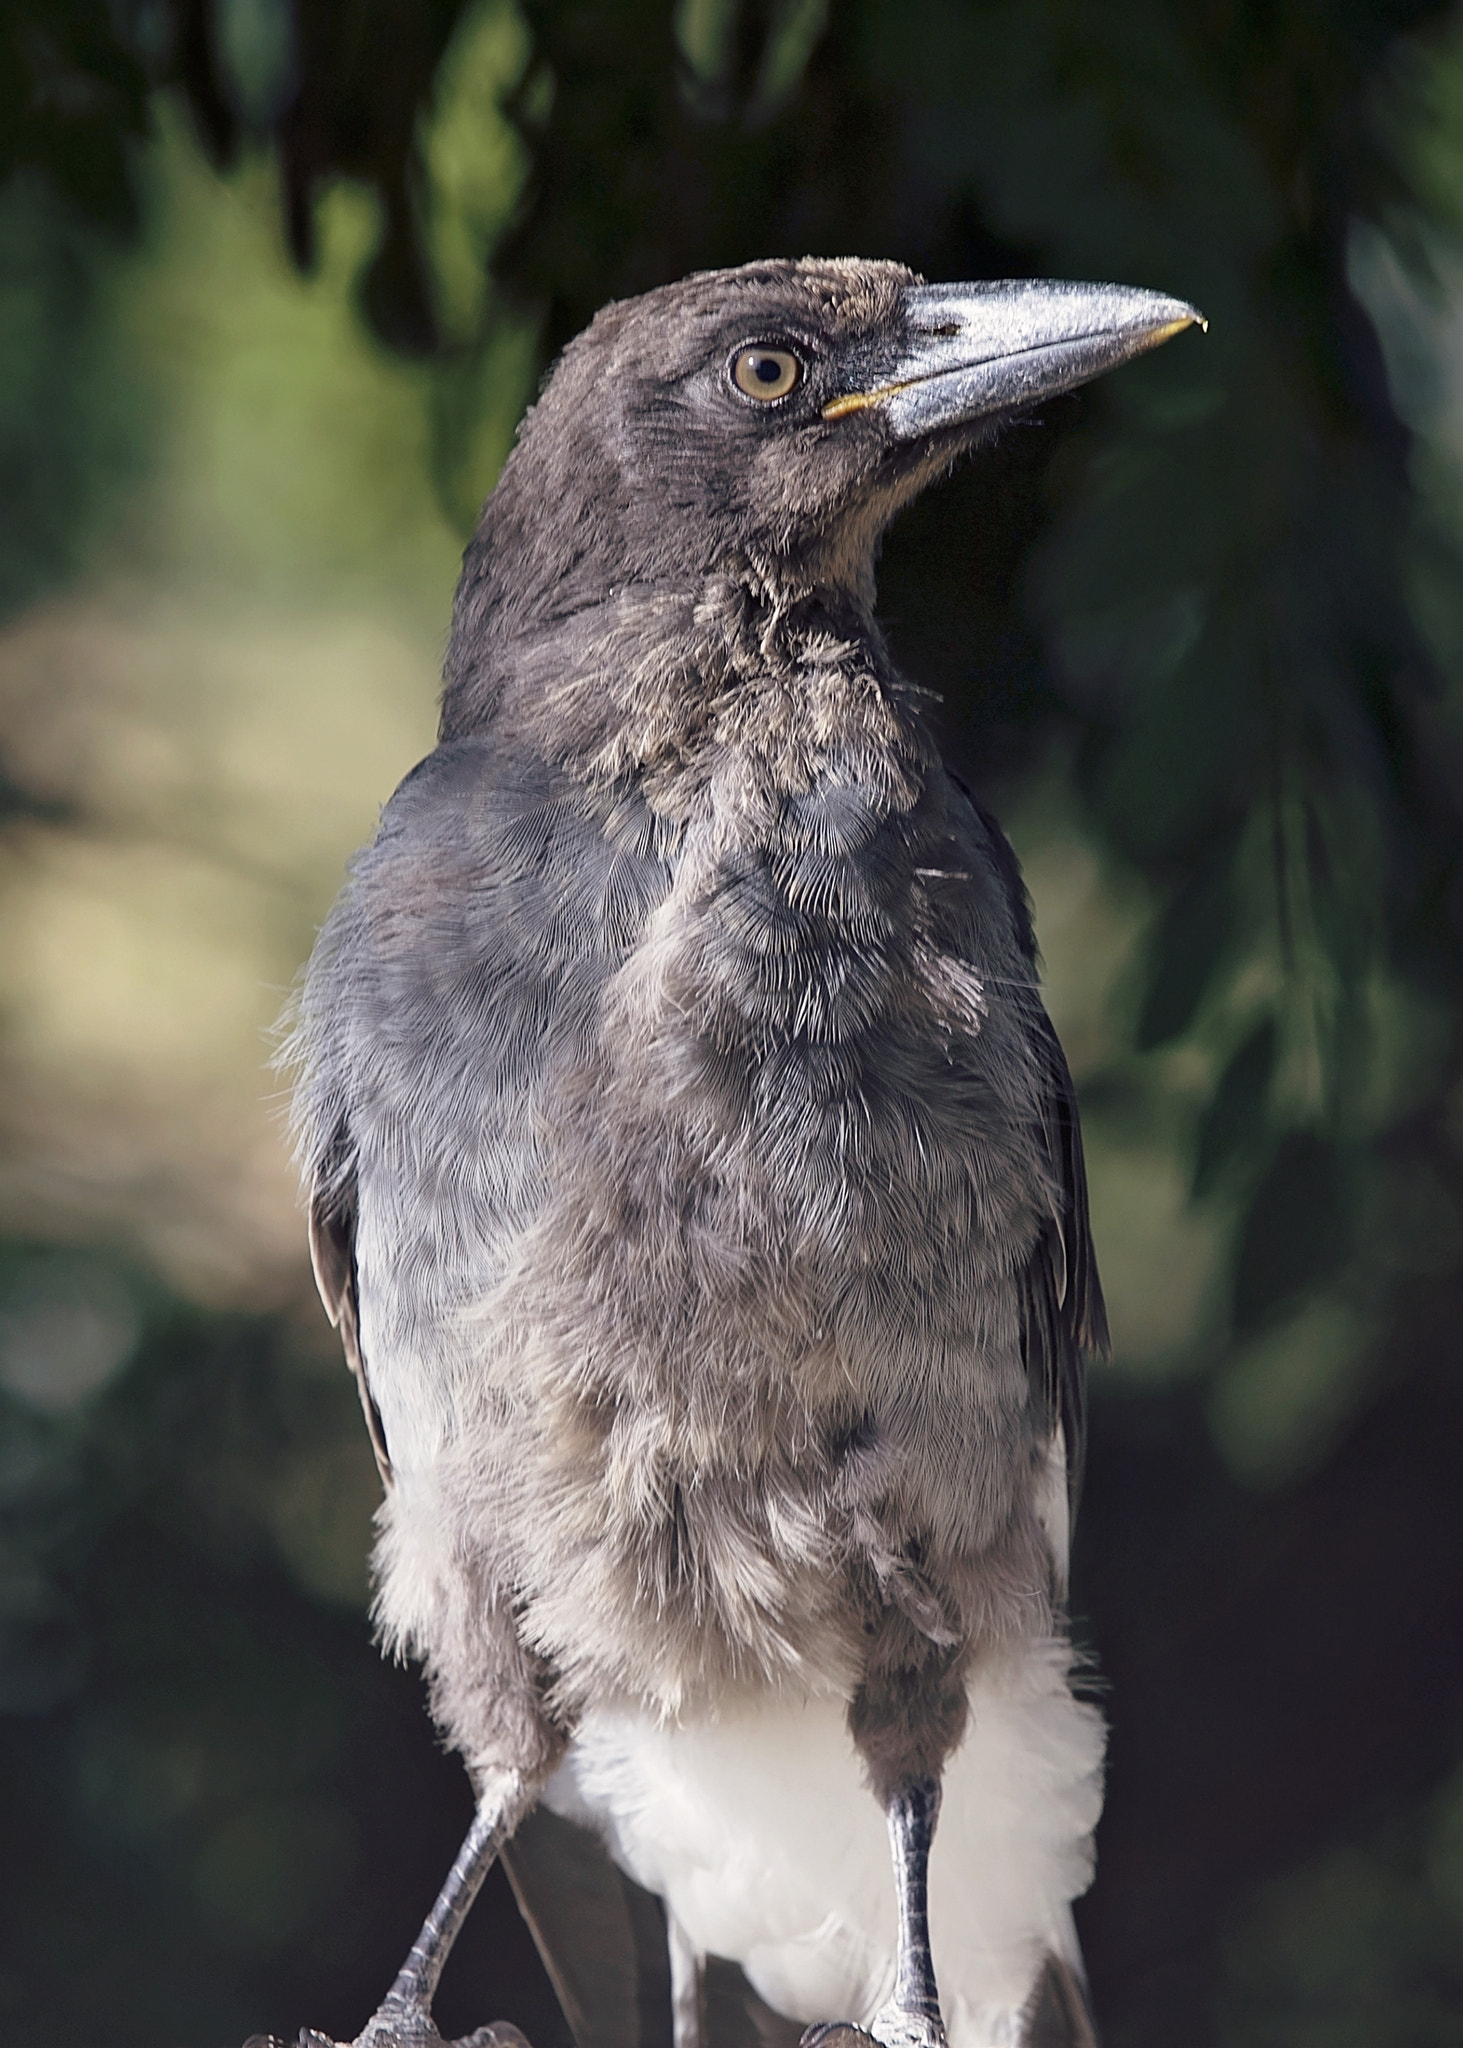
824 280 1204 434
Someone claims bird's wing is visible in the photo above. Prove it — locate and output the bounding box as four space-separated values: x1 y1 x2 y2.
308 1138 393 1483
1021 1006 1109 1524
1022 1952 1101 2048
503 1808 804 2048
951 784 1108 1526
501 1806 674 2048
289 737 680 1480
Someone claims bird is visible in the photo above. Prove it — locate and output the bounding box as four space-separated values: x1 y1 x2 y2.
283 257 1200 2048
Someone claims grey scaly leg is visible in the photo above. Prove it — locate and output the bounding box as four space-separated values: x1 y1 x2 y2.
801 1777 947 2048
287 1773 532 2048
871 1779 946 2048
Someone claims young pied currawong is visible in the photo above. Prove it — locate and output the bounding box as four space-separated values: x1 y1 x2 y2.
285 258 1200 2048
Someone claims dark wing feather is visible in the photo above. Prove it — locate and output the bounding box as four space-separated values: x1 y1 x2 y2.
501 1808 673 2048
1021 1952 1101 2047
702 1957 805 2048
503 1812 803 2048
1023 1009 1109 1522
306 1132 393 1486
955 780 1108 1523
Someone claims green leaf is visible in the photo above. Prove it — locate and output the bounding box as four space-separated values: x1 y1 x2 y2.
1135 838 1238 1049
1193 1015 1279 1196
1233 1132 1357 1331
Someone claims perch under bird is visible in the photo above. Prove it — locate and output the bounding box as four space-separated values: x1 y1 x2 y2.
280 256 1201 2048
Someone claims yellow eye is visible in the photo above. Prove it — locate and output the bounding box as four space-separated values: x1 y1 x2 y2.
731 346 801 401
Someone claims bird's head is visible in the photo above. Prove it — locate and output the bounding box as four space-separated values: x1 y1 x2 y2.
445 258 1200 734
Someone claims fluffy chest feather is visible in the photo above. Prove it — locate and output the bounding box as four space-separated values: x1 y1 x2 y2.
319 668 1062 1712
532 726 1052 1405
481 738 1054 1708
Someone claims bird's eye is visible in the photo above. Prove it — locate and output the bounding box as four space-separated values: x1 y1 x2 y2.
731 346 802 402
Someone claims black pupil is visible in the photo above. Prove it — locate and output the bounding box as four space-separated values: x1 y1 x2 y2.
752 354 783 383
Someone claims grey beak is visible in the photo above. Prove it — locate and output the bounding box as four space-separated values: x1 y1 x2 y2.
824 280 1203 435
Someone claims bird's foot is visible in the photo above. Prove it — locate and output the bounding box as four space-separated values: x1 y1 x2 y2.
870 2011 947 2048
246 2007 532 2048
802 2015 946 2048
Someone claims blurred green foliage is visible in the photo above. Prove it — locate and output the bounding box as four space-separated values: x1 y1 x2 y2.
0 170 148 629
3 2 1463 2044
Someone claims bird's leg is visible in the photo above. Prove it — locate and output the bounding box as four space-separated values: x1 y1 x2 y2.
290 1772 533 2048
801 1775 947 2048
380 1800 514 2028
870 1777 946 2048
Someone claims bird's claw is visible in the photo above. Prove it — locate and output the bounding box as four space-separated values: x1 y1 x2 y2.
801 2015 947 2048
246 2018 531 2048
315 2026 528 2048
870 2011 948 2048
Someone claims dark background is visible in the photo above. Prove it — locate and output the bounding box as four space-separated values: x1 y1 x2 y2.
3 3 1463 2044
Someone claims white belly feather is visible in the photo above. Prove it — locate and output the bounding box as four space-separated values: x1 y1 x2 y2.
544 1638 1103 2048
